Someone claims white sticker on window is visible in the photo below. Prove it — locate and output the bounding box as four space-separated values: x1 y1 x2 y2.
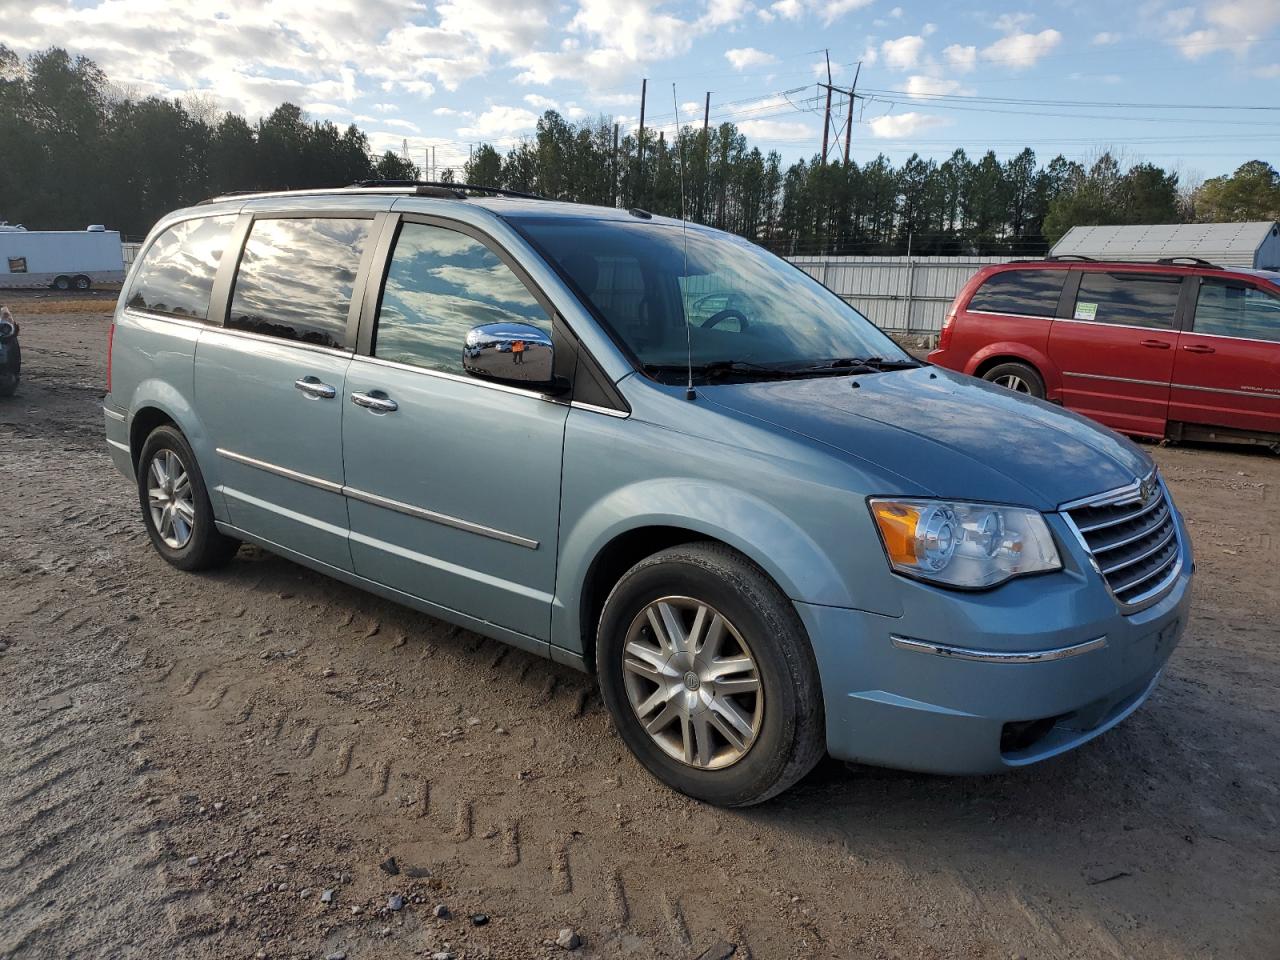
1074 301 1098 321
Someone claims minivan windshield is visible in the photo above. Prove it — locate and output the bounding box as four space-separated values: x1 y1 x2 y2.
509 216 915 383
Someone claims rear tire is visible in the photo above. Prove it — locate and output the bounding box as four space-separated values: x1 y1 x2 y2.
137 425 239 571
73 275 92 291
0 374 16 398
53 275 71 291
982 360 1045 399
596 543 825 807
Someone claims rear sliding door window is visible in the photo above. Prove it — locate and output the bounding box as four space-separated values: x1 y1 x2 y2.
227 218 371 350
1073 272 1181 329
1193 280 1280 343
967 270 1066 317
127 215 236 320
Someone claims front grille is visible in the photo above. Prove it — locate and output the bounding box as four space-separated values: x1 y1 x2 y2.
1063 475 1181 608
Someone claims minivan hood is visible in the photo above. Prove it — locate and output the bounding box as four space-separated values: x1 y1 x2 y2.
701 366 1152 509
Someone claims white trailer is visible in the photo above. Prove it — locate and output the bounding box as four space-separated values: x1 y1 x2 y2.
0 224 126 290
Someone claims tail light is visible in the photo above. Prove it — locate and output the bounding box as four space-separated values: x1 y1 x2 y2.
106 321 115 393
938 303 958 350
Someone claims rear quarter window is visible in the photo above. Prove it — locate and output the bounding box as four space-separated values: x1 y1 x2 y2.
126 215 236 320
966 270 1066 317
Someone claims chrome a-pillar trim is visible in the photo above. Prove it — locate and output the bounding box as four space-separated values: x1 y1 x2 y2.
891 634 1109 664
215 447 539 550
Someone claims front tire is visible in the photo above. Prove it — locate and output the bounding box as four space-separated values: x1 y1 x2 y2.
137 426 238 571
53 275 71 291
596 543 825 806
0 373 16 398
73 275 92 291
982 360 1045 399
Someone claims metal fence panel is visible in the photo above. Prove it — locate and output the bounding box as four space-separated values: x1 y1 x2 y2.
789 255 1013 333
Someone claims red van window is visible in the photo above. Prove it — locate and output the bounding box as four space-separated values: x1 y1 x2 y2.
967 269 1065 317
1193 280 1280 343
1073 272 1180 330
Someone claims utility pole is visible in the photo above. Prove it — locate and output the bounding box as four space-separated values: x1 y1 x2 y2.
820 50 832 166
702 91 710 133
432 146 437 181
843 60 861 164
637 78 647 206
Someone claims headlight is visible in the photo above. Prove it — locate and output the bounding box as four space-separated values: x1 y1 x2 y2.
869 498 1061 588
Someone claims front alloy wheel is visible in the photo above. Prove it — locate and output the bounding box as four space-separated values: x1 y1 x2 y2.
622 597 764 769
597 543 826 807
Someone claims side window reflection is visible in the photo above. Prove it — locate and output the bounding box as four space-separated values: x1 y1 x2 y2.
375 223 551 374
127 215 235 320
228 218 370 350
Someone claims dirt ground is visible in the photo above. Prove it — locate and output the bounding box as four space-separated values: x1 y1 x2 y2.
2 311 1277 960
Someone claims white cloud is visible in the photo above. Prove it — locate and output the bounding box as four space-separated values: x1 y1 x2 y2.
770 0 804 20
566 105 588 119
881 34 926 70
1168 0 1280 58
981 29 1062 68
922 22 937 36
943 43 977 72
888 6 904 17
568 0 694 61
903 75 963 97
523 93 558 110
702 0 751 27
303 102 348 116
382 117 420 132
868 111 948 137
436 0 556 54
457 104 540 139
373 102 398 113
1092 31 1121 44
725 46 777 69
737 118 814 140
993 12 1035 33
820 0 874 25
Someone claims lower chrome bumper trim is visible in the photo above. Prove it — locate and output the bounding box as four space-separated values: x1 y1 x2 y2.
890 634 1108 664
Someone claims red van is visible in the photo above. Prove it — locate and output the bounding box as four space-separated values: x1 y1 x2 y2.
927 258 1280 449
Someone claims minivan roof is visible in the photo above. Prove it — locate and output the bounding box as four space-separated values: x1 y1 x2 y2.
196 184 683 226
991 257 1280 287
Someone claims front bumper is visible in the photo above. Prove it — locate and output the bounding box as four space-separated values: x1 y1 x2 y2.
798 511 1193 775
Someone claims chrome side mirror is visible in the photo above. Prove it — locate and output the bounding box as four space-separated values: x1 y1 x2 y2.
463 322 554 387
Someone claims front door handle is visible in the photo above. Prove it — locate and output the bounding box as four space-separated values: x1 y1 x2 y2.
1182 343 1216 354
1140 339 1172 349
351 391 398 414
295 376 336 399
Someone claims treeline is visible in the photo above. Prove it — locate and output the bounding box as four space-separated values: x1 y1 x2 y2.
468 114 1279 255
3 45 1278 254
0 47 418 238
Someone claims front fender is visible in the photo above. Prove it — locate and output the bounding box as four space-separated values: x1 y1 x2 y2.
550 477 857 657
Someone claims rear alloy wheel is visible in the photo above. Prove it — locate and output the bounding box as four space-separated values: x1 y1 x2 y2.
137 425 239 571
982 360 1045 399
597 543 825 806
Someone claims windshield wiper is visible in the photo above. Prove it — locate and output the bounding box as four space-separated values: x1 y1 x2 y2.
795 356 924 373
644 360 803 382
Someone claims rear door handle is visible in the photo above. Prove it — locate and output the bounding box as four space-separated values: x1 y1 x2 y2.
1182 343 1216 354
351 391 398 414
294 376 336 399
1140 339 1172 349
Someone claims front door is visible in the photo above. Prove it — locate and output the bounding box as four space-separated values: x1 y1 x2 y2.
341 218 567 640
1171 276 1280 434
1047 269 1185 437
195 215 376 570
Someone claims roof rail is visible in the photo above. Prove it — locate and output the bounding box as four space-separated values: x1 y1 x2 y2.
348 180 548 201
1156 256 1221 269
1045 254 1096 262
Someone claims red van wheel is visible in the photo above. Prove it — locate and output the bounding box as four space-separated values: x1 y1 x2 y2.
982 361 1045 399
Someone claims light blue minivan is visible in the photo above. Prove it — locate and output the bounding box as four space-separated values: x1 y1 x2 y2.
104 184 1193 806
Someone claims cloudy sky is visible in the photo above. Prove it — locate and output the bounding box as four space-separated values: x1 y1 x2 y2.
3 0 1278 177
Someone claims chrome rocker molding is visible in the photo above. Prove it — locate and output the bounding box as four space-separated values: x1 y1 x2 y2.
216 447 539 550
891 634 1109 663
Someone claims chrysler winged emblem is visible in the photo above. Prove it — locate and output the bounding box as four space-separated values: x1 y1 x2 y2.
1138 476 1156 506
